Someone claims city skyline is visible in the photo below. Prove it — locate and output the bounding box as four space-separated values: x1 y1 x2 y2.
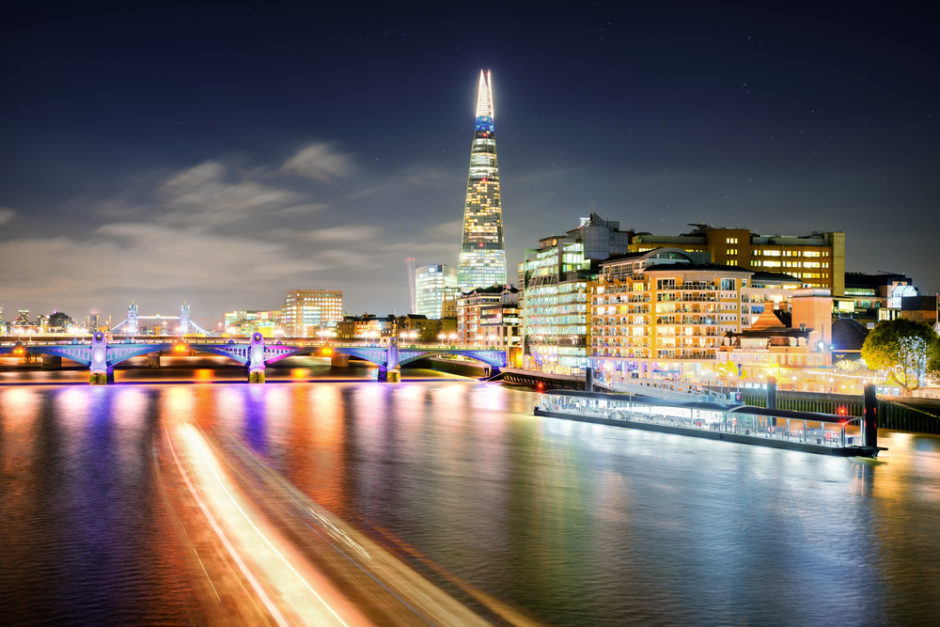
1 4 937 321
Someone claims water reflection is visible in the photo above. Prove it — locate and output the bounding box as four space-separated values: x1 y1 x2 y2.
1 382 939 625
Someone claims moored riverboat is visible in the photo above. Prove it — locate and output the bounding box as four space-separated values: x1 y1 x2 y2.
535 389 885 458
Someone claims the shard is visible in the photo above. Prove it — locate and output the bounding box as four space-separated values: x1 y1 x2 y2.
457 70 507 290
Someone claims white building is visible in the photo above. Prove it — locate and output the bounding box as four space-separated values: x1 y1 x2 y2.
415 265 458 320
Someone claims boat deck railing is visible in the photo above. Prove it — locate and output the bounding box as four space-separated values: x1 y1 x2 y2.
539 395 862 449
596 374 732 405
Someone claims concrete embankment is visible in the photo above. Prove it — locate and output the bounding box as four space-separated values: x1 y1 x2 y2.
500 367 585 390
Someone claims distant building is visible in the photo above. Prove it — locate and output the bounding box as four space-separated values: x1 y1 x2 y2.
629 225 845 295
843 272 919 324
898 295 938 326
15 310 29 326
48 311 73 330
336 314 385 341
223 310 282 337
336 313 441 343
415 264 458 319
394 314 441 343
281 290 343 337
742 272 803 323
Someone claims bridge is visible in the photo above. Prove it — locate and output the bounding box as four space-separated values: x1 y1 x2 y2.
0 332 507 384
111 302 213 336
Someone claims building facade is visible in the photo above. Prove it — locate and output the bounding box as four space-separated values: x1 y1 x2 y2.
457 70 507 290
281 289 343 337
415 264 459 319
591 251 752 381
629 225 845 295
520 214 632 375
456 286 503 344
456 285 521 349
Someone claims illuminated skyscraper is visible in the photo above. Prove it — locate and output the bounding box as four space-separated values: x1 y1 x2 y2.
415 264 458 319
458 70 507 290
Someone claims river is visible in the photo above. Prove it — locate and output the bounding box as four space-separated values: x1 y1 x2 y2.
1 365 938 625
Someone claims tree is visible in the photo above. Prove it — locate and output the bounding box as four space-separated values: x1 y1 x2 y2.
929 337 940 381
861 318 938 395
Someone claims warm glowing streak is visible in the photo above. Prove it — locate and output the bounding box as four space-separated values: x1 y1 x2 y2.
170 423 364 626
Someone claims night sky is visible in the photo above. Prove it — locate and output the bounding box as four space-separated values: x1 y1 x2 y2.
2 3 937 325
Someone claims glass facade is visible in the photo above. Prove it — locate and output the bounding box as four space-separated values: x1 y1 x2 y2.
522 243 593 375
458 70 508 290
415 264 458 319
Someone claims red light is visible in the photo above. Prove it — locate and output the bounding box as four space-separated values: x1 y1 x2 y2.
537 382 544 390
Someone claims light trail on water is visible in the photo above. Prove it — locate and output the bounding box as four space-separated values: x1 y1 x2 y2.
166 422 369 626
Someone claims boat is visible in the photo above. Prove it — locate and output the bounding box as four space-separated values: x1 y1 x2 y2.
534 389 885 458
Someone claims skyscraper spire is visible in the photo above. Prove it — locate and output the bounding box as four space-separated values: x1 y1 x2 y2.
475 69 494 119
458 70 507 291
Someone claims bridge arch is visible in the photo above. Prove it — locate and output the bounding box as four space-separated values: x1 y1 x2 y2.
397 349 507 370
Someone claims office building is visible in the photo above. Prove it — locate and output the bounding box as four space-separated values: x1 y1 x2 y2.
457 70 508 290
415 264 458 319
521 214 632 375
281 289 343 337
629 225 845 294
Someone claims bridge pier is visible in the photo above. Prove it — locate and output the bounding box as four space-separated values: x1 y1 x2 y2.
89 331 111 385
148 352 161 368
90 367 114 385
248 332 266 383
384 339 400 383
41 355 62 370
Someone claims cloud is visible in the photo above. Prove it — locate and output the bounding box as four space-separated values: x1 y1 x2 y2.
295 225 382 242
423 219 462 239
281 142 355 181
0 207 16 225
269 203 328 216
157 160 305 226
0 223 332 313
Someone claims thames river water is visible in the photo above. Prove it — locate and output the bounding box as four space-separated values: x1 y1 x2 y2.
1 361 939 625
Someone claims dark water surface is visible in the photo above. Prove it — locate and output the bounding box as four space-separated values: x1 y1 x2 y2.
1 379 939 625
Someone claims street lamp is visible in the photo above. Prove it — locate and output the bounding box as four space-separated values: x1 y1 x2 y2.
438 332 445 347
